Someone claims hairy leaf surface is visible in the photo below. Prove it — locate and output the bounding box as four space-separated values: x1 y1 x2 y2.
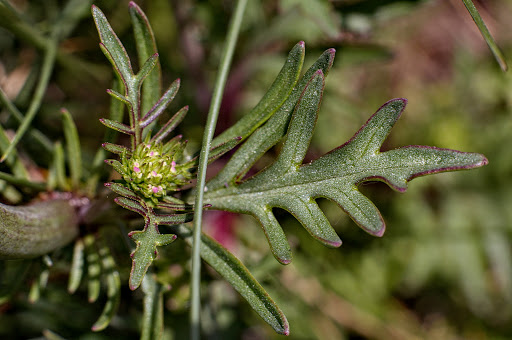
204 78 488 264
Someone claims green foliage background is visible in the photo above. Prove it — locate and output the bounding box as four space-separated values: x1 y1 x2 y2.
1 0 511 339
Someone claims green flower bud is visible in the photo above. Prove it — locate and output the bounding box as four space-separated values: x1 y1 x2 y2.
120 142 193 204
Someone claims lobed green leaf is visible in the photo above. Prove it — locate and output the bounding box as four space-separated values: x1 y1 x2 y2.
205 94 488 264
128 215 177 290
207 46 336 191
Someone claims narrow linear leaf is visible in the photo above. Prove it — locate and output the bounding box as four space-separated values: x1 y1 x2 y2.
211 41 305 148
0 171 46 191
0 31 57 163
171 223 289 335
129 1 162 125
84 234 101 303
105 159 125 177
0 123 28 179
151 105 188 144
107 88 130 105
100 118 133 135
156 212 194 225
106 182 139 201
102 142 130 156
61 108 82 190
136 53 159 85
208 137 242 164
92 5 133 83
115 196 146 216
141 79 181 128
68 238 85 294
0 87 53 154
91 241 120 332
462 0 507 71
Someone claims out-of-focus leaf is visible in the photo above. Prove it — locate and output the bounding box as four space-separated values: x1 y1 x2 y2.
67 238 84 294
91 241 121 331
0 200 79 259
141 274 167 340
84 234 101 303
61 109 82 190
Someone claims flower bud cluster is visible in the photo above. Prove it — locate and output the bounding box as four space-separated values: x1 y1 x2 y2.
121 142 192 203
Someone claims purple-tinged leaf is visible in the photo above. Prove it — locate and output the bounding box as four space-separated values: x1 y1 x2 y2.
141 79 181 128
115 197 146 216
106 88 130 106
128 216 177 290
100 118 133 135
105 182 139 201
104 159 125 177
102 142 130 156
136 53 159 85
156 212 194 225
204 96 487 262
92 5 133 84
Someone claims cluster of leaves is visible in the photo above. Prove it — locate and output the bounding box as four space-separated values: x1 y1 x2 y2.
92 1 489 336
0 0 505 338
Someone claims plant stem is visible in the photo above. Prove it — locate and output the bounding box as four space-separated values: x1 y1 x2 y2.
1 35 58 162
189 0 247 338
461 0 508 71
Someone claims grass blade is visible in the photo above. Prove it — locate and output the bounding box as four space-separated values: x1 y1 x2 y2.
462 0 507 71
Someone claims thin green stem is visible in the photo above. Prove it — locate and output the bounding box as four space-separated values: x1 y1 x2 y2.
189 0 247 338
1 36 58 162
461 0 508 72
0 82 54 154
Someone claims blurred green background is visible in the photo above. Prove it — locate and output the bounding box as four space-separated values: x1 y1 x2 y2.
1 0 512 339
